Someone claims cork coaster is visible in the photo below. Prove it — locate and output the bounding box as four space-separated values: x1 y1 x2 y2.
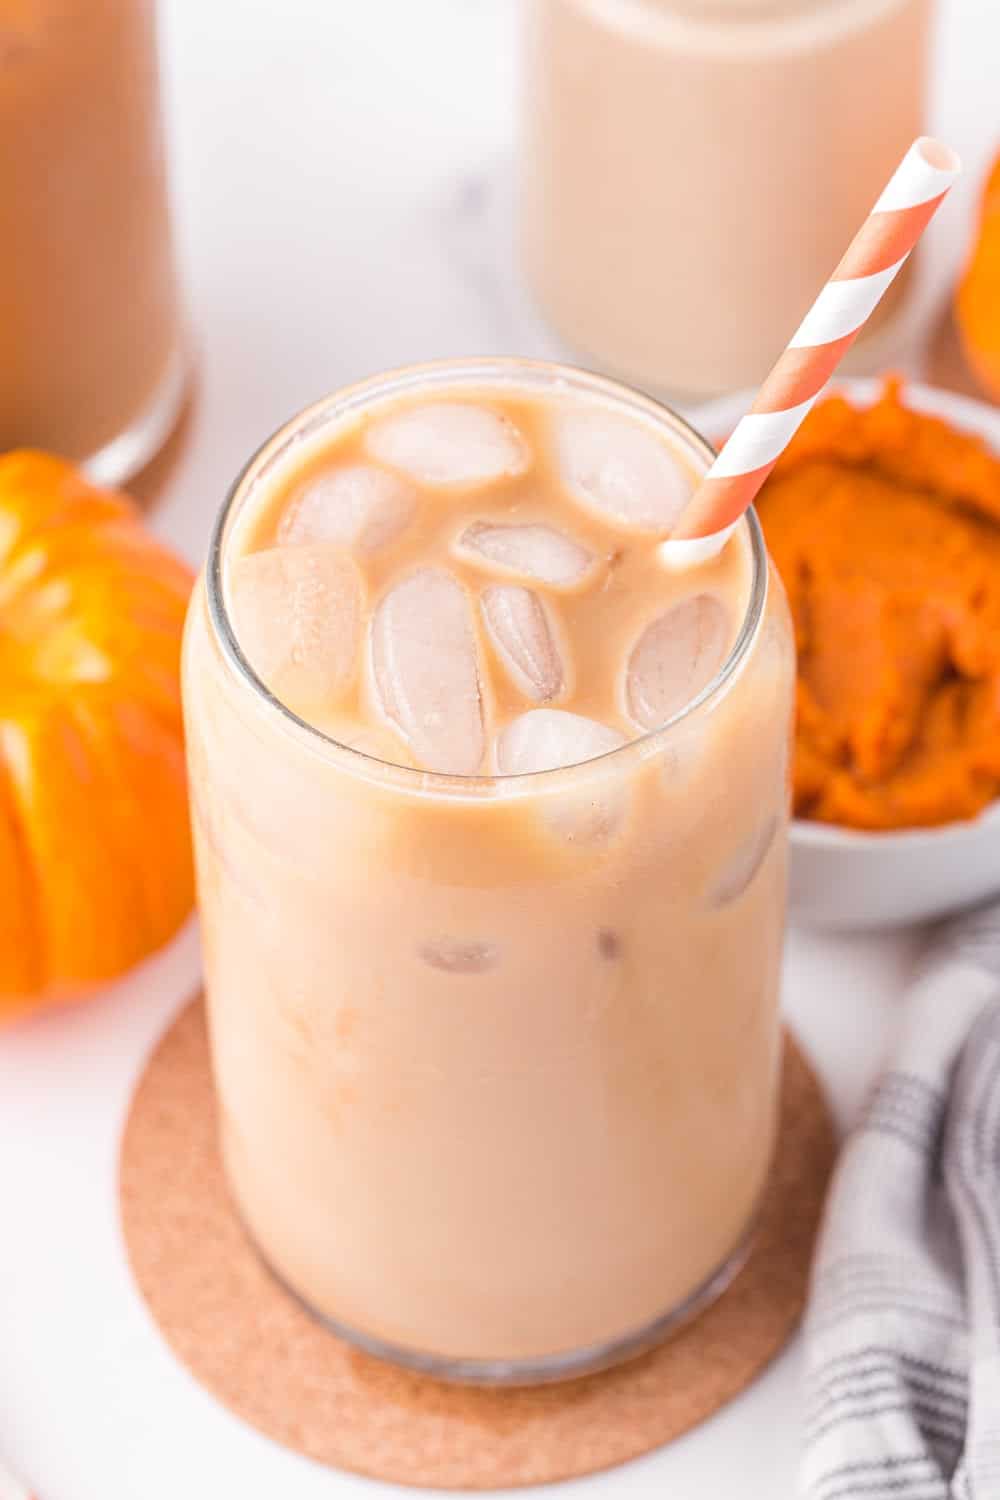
120 998 835 1489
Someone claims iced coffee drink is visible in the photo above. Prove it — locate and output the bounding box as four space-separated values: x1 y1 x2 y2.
183 359 794 1381
0 0 184 481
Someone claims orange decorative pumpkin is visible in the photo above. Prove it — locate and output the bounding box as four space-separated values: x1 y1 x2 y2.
0 451 194 1020
956 149 1000 402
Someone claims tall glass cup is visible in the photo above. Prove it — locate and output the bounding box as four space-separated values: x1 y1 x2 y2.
182 360 794 1384
0 0 186 483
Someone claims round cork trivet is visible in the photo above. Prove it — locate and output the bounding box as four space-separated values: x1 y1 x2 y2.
120 997 834 1489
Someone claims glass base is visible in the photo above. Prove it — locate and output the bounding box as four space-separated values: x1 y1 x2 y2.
81 344 189 489
239 1211 759 1388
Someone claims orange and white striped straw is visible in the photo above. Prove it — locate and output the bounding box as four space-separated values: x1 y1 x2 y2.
667 136 961 554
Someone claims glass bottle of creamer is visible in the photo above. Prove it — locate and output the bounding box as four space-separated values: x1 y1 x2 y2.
0 0 186 483
521 0 933 396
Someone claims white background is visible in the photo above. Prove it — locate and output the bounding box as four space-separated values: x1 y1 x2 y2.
1 2 998 1496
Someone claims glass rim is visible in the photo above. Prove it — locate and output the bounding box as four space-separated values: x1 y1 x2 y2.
205 356 769 792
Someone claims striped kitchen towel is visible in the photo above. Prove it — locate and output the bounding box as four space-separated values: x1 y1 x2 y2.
800 900 1000 1500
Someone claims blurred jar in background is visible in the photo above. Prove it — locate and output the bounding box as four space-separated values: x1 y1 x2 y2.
522 0 933 398
0 0 186 484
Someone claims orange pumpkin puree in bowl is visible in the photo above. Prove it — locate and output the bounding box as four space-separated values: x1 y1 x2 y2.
756 381 1000 831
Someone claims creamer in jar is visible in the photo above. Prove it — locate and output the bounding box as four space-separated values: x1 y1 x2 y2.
521 0 932 396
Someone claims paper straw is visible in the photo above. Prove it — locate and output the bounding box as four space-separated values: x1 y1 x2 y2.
666 136 961 554
0 1455 37 1500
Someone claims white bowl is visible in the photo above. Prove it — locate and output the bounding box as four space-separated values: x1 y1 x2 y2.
693 378 1000 930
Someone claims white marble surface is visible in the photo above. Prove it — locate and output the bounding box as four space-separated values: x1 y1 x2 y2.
1 1 998 1496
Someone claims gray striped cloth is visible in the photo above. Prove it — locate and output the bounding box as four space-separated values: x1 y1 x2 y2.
800 900 1000 1500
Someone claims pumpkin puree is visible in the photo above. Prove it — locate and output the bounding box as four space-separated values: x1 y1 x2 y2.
756 381 1000 831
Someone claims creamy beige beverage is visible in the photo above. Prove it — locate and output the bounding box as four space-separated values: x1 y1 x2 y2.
0 0 184 481
522 0 932 396
183 360 794 1380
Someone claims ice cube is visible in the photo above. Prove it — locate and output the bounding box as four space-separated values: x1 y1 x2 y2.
369 566 485 775
495 710 628 844
710 816 778 907
495 710 624 773
597 928 621 959
419 937 500 974
230 545 363 709
481 585 566 703
365 402 528 488
454 520 595 590
554 408 693 533
625 594 730 730
277 464 416 555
